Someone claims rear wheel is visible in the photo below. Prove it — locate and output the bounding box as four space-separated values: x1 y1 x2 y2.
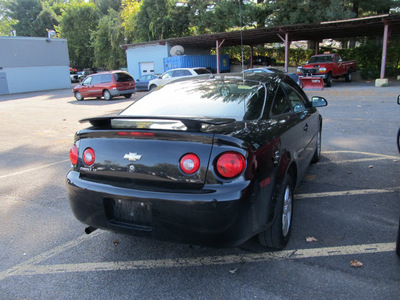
345 70 352 82
74 91 83 101
258 174 294 249
124 94 132 99
397 128 400 154
103 90 112 101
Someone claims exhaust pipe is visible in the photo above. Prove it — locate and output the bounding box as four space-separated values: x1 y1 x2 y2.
85 226 97 234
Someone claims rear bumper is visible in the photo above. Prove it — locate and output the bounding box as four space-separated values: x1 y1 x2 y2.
66 171 263 247
110 88 136 96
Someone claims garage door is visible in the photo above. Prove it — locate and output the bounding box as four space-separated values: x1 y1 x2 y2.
140 62 154 76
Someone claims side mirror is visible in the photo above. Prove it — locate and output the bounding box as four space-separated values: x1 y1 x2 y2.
136 79 140 82
311 96 328 107
397 95 400 105
158 75 162 79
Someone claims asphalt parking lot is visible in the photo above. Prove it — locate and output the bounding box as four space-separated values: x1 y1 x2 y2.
1 79 400 299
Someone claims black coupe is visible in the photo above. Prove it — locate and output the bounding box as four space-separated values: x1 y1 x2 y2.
66 71 327 249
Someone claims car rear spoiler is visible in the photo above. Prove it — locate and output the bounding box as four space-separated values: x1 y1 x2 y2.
79 115 236 131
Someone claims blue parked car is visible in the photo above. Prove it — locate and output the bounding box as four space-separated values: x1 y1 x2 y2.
135 74 159 91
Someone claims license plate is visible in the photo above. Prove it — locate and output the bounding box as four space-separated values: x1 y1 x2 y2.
105 198 152 226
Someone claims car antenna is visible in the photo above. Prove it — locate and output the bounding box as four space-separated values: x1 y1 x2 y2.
239 0 244 74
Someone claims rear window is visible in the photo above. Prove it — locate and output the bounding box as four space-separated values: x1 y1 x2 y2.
194 68 211 75
121 78 266 121
113 72 133 82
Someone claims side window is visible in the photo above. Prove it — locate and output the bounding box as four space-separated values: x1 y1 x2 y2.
181 70 192 76
162 71 173 79
91 75 101 85
271 86 291 115
280 82 306 113
101 74 112 83
82 76 92 86
243 86 266 120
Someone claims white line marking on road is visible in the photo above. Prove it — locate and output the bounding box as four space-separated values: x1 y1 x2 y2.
296 188 397 199
322 150 399 160
0 231 102 281
319 157 390 165
1 242 395 278
0 159 69 179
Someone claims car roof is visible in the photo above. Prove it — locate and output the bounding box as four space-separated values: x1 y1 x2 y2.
170 70 284 85
90 70 129 76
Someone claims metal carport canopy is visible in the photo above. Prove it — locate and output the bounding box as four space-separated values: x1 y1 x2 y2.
123 14 400 76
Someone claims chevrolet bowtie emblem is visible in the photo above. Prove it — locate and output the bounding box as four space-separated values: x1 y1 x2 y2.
123 153 142 161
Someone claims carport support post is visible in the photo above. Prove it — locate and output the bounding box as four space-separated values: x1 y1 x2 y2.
376 22 389 87
250 45 254 68
284 32 289 73
216 40 220 74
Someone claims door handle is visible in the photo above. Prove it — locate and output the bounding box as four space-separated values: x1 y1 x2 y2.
304 123 309 131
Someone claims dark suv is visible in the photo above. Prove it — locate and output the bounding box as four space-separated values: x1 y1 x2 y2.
73 71 136 101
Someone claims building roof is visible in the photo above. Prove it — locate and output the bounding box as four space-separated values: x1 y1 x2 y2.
122 13 400 50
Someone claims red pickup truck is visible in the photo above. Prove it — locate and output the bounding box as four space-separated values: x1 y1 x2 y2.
297 53 357 87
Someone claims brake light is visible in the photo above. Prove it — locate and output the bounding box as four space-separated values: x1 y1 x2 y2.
216 152 245 179
83 148 95 166
69 145 78 165
117 132 155 137
180 153 200 174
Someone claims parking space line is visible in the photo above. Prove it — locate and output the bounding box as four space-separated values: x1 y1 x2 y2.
319 156 390 165
0 159 69 179
296 188 397 199
0 231 102 281
0 242 395 278
322 150 399 160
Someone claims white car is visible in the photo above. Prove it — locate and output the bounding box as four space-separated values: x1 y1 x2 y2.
148 67 211 90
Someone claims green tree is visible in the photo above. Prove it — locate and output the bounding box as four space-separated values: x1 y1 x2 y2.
92 8 126 69
270 0 353 25
32 1 60 36
121 0 141 43
95 0 122 15
133 0 190 41
6 0 42 36
0 0 17 36
186 0 272 34
58 1 99 68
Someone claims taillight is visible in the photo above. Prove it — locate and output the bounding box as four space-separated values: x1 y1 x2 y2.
83 148 95 166
180 153 200 174
69 145 78 165
216 152 245 179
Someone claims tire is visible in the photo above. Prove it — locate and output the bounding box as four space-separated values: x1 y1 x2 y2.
149 84 157 91
325 72 332 87
311 127 322 163
396 216 400 258
103 90 112 101
345 71 352 82
258 174 294 249
124 94 132 99
397 128 400 154
74 91 83 101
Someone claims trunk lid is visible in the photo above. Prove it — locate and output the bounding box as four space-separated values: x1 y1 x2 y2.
75 116 234 190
